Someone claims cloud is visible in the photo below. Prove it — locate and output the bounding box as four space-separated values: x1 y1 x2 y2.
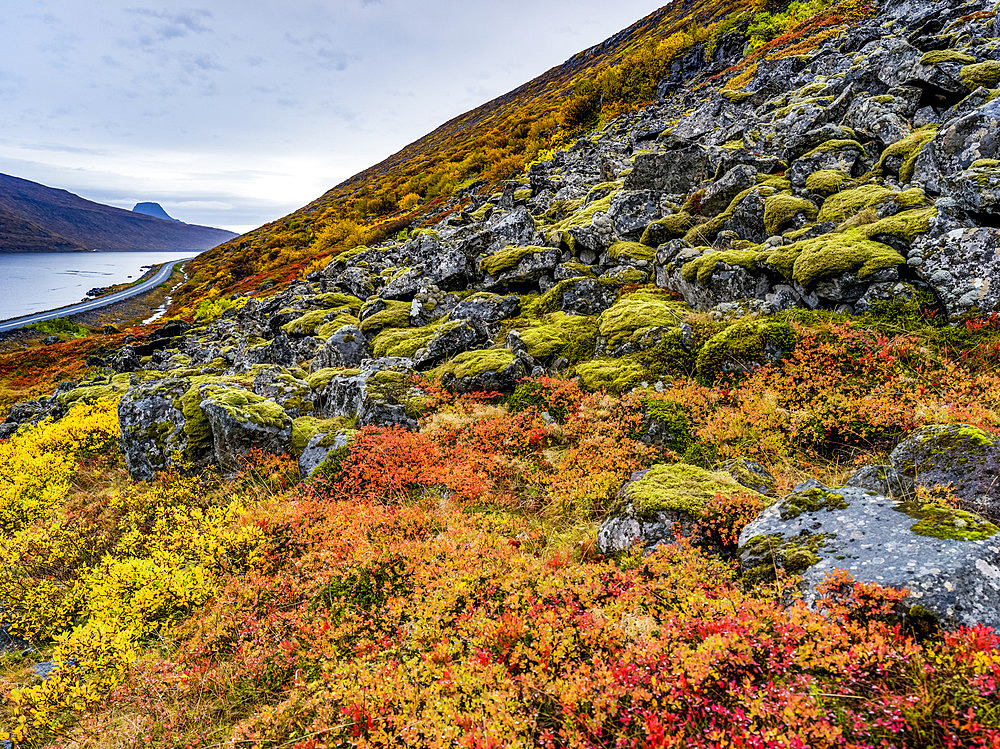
126 7 213 48
284 31 351 72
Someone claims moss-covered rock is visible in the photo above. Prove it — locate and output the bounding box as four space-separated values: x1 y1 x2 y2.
199 384 293 471
876 128 937 183
432 349 526 393
961 61 1000 90
696 320 797 380
758 232 905 288
920 49 976 65
805 169 853 195
596 291 686 356
607 240 656 264
517 312 599 362
358 301 411 338
889 424 1000 517
763 193 818 236
371 321 442 359
575 357 650 393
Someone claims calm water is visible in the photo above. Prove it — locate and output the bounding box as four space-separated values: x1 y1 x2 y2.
0 251 198 321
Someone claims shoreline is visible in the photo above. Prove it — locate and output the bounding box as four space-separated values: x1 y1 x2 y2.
0 260 189 350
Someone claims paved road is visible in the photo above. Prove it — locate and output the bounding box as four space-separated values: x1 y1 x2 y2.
0 257 192 333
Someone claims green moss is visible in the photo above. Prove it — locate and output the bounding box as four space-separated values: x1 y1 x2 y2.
756 174 792 191
876 128 937 183
907 503 998 541
597 292 685 351
641 398 693 451
857 207 935 242
607 241 656 263
681 249 761 284
759 232 904 288
641 213 693 244
433 349 517 381
365 370 416 404
740 532 834 585
469 202 494 221
55 384 120 408
282 309 330 336
721 89 752 103
961 61 1000 90
519 312 599 362
314 293 363 312
291 416 347 455
513 188 533 202
559 262 597 278
310 442 353 482
817 184 895 223
545 190 618 246
314 313 362 340
779 487 848 520
371 321 443 358
625 463 761 519
871 94 896 104
971 158 1000 169
333 245 371 263
358 301 411 338
805 169 852 195
919 49 976 66
575 357 650 393
199 385 291 430
696 320 797 380
763 193 818 236
803 139 865 158
481 245 551 277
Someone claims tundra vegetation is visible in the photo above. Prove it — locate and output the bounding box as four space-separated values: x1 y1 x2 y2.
4 0 1000 743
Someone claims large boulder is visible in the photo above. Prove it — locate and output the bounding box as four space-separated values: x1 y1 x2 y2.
624 144 720 195
435 349 529 393
889 424 1000 517
118 377 210 480
199 385 293 472
597 464 763 556
738 483 1000 629
909 226 1000 317
913 98 1000 193
311 360 426 430
315 325 368 368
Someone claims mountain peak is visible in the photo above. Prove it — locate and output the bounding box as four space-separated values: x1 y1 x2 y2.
132 202 178 222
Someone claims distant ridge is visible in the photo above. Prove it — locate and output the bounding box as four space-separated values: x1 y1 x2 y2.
0 173 238 252
132 202 179 222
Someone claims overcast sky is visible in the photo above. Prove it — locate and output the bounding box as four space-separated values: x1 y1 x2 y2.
1 2 663 233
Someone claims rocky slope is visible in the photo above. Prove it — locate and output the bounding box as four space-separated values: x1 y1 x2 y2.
0 173 236 252
4 0 1000 633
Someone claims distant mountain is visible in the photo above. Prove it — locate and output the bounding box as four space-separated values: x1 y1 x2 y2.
132 202 179 222
0 173 238 252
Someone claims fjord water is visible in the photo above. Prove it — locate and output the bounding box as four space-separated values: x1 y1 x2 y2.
0 251 197 321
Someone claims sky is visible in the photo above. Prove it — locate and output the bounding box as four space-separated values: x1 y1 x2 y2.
1 1 664 234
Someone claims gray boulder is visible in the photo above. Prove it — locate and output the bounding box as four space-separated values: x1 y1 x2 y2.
889 424 1000 517
312 359 423 430
0 400 45 439
738 483 1000 629
298 429 352 479
701 164 756 216
909 226 1000 317
315 325 367 368
845 464 915 501
413 320 488 370
199 385 293 472
607 190 662 240
913 99 1000 193
941 163 1000 219
624 144 720 194
252 367 314 418
118 377 210 480
450 294 521 325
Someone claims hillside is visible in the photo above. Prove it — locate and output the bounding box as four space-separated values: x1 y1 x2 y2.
0 173 237 252
3 0 1000 745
